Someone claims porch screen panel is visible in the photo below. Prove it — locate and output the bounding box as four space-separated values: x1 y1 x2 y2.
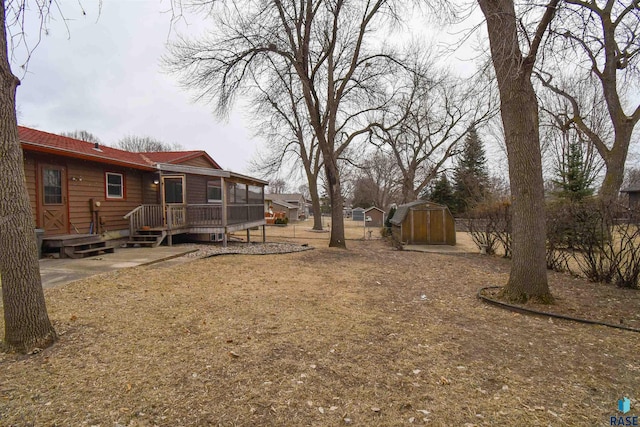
164 178 184 204
235 183 247 204
43 168 62 204
248 185 263 204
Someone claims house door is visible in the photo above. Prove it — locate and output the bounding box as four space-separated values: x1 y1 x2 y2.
162 176 186 227
39 164 69 235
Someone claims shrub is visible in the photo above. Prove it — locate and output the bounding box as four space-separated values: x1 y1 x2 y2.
465 200 511 257
546 199 640 289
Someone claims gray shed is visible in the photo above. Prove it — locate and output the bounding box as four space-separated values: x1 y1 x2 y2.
352 207 365 221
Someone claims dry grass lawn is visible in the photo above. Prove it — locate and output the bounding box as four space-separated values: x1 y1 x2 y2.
1 220 639 426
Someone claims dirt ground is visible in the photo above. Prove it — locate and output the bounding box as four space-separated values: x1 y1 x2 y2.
1 220 639 426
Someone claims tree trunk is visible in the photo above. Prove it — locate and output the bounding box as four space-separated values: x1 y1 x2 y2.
323 158 346 248
307 172 323 231
401 169 416 204
599 131 632 203
0 3 57 353
479 0 552 303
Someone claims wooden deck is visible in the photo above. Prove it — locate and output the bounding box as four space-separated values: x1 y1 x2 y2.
124 204 266 246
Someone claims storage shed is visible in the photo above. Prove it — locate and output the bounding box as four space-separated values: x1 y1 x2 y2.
621 186 640 209
352 207 365 221
389 200 456 245
364 207 385 227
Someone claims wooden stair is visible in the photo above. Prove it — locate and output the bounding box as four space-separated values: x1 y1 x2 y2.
43 234 116 259
126 229 166 248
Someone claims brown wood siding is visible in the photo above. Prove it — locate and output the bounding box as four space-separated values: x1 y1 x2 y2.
366 210 384 227
142 173 159 204
180 156 216 169
23 152 145 235
186 174 207 204
67 162 144 234
23 153 38 226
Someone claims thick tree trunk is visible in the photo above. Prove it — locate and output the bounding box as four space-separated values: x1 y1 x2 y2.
479 0 552 303
401 169 416 204
323 159 346 248
599 132 632 203
0 3 57 353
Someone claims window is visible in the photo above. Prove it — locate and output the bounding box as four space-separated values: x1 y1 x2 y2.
164 177 184 204
207 181 222 203
43 168 62 204
106 172 124 199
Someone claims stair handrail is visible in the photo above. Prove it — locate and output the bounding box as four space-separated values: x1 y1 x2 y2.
124 204 163 237
123 205 144 220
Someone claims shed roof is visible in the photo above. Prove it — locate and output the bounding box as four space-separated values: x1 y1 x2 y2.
268 199 298 209
389 200 448 226
621 186 640 193
364 206 385 213
267 193 305 204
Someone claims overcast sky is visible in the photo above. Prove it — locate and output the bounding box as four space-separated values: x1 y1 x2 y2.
13 0 259 174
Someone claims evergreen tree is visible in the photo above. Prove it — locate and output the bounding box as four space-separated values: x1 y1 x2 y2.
429 173 455 208
552 140 595 202
452 127 490 214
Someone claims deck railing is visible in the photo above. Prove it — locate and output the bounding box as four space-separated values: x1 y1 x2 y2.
187 204 223 226
166 205 187 230
125 203 253 232
124 204 163 236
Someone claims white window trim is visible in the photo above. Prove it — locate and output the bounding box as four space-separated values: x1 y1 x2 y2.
106 172 124 199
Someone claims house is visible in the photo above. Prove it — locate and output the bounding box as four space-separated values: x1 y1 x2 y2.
364 207 385 227
352 207 365 221
264 193 308 221
620 186 640 209
20 126 267 256
389 200 456 246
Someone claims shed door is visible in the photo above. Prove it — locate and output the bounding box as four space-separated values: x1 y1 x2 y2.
38 164 69 235
410 208 446 244
411 210 428 244
427 209 446 244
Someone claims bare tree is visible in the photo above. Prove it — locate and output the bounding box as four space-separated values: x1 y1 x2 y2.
166 0 416 248
1 1 60 353
351 150 401 209
115 135 182 152
60 129 101 143
373 60 496 203
268 179 288 195
248 63 325 230
535 0 640 201
477 0 559 303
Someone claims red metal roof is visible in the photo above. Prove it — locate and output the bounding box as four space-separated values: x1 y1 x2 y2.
18 126 220 170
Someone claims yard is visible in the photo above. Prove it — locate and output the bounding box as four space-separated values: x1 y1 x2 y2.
1 219 639 426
